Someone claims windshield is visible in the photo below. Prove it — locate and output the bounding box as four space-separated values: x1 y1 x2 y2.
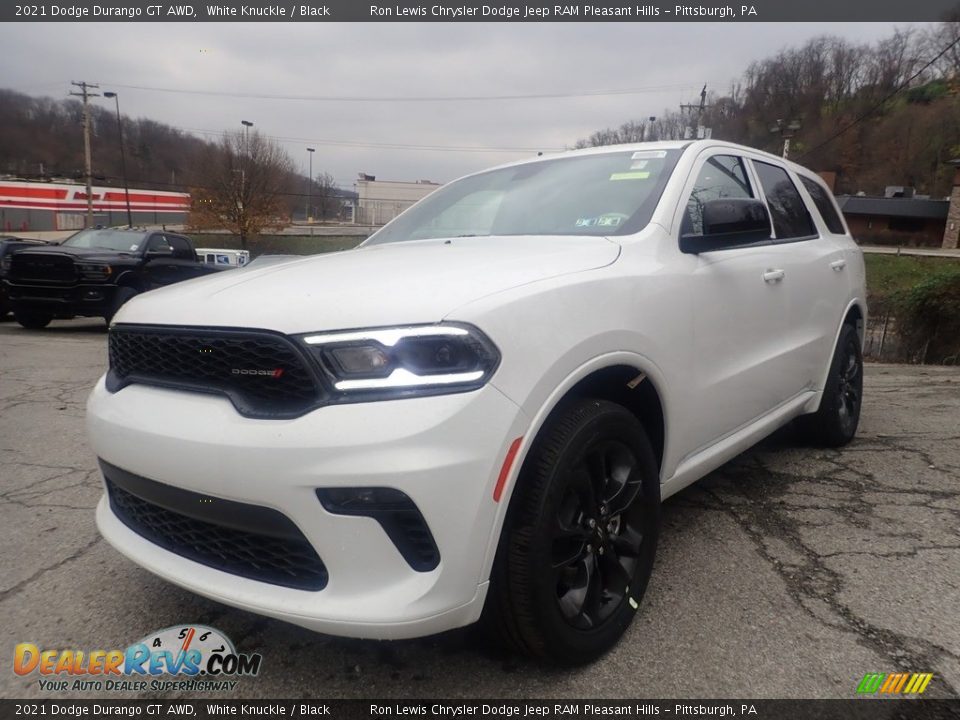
365 149 683 245
62 228 147 252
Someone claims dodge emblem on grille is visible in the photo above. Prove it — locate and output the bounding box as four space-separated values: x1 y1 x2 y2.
231 368 285 378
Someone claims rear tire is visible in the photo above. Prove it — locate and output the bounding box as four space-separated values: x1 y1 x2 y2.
796 322 863 447
482 398 660 666
14 309 53 329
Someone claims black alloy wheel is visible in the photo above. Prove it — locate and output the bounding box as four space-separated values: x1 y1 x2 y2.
482 398 660 665
836 332 862 438
552 438 646 629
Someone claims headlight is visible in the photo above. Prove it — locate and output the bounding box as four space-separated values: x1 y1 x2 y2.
302 323 500 398
77 263 112 281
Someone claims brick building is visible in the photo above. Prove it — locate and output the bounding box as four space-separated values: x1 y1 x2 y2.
944 159 960 249
836 195 949 247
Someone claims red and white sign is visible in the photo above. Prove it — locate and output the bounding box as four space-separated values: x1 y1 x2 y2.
0 180 190 214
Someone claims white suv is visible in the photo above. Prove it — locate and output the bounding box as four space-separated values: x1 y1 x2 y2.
87 140 865 665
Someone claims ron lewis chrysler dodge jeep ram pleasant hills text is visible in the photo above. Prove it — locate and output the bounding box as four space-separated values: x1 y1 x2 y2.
86 140 866 665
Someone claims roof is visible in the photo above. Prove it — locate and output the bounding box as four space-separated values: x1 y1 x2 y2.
835 195 949 221
467 139 808 182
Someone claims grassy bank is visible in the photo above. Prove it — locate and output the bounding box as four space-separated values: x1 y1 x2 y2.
865 254 960 314
864 254 960 363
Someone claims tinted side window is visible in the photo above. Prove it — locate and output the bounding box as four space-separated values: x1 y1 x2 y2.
753 161 816 240
166 235 192 259
681 155 754 236
145 234 172 253
799 176 846 235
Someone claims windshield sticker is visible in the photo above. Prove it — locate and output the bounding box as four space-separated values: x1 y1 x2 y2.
631 160 649 170
632 150 667 160
130 245 139 251
610 171 650 181
597 215 624 227
575 217 598 227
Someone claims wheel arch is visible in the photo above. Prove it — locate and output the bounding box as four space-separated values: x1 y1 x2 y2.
844 300 865 345
113 270 143 291
550 365 666 474
515 355 669 482
805 297 866 414
479 353 669 586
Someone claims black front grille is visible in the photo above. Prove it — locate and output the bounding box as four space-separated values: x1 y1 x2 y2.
103 462 328 591
107 325 324 418
11 252 76 283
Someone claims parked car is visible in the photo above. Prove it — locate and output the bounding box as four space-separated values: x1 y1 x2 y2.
2 227 230 328
0 236 53 320
195 247 250 268
86 140 866 665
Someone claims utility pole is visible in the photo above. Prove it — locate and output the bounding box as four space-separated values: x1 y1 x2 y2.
70 81 100 227
680 84 711 140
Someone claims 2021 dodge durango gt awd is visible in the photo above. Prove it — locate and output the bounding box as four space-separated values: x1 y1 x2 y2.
87 140 866 665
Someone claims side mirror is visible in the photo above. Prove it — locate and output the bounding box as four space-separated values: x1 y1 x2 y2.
680 198 772 254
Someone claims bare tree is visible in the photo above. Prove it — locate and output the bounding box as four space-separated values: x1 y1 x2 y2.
925 12 960 78
574 118 652 148
312 171 344 221
189 130 294 247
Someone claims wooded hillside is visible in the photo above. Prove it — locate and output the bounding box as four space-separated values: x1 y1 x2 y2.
577 19 960 197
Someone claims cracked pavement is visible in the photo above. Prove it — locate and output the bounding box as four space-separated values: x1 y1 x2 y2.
1 318 958 699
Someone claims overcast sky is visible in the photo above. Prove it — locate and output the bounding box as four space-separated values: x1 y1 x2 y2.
2 22 926 189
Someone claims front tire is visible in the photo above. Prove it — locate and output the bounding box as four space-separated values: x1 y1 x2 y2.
483 398 660 666
14 309 53 329
796 322 863 447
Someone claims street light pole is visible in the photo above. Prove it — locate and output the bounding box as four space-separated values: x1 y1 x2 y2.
306 147 315 225
103 92 132 228
239 120 254 228
769 118 802 159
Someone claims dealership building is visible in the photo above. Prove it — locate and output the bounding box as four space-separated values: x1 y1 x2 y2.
0 179 190 233
353 174 441 225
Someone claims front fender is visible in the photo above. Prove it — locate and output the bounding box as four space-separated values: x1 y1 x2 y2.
474 349 671 589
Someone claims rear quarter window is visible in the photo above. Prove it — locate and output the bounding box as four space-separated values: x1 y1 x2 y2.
799 176 847 235
753 161 816 240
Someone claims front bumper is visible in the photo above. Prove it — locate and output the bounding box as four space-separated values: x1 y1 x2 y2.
87 377 527 639
5 280 117 316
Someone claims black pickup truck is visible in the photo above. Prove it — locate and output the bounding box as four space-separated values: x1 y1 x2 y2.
2 228 229 329
0 236 53 320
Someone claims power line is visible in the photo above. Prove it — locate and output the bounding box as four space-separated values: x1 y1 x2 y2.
94 81 695 104
179 126 562 154
797 34 960 162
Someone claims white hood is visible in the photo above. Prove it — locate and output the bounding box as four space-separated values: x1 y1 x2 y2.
115 236 621 334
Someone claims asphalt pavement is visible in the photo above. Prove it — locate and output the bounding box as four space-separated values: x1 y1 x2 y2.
1 318 958 700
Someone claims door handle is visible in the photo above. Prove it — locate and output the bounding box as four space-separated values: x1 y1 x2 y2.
762 268 785 283
830 259 847 271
